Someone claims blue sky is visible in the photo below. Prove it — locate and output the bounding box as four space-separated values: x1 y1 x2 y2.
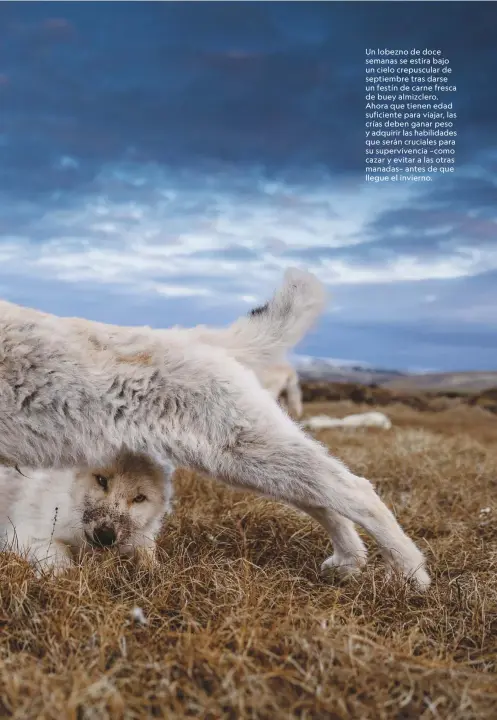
0 2 496 372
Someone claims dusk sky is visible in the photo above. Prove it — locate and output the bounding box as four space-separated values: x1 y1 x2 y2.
0 2 496 371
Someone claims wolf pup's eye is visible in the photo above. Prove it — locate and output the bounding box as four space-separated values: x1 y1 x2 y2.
95 475 108 491
133 494 147 503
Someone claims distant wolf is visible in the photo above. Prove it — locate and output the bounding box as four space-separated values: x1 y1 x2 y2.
258 361 303 418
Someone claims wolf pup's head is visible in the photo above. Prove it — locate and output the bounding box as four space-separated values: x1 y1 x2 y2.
73 449 173 553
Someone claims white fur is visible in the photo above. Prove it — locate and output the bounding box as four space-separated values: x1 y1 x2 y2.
0 452 174 575
0 268 429 589
303 411 392 431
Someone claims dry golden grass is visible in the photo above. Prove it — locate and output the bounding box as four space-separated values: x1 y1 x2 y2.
1 401 496 718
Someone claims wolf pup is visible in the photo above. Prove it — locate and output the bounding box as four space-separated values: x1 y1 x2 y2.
0 449 174 574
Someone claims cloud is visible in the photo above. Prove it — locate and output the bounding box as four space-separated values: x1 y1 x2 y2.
0 160 496 314
57 155 80 170
2 161 493 304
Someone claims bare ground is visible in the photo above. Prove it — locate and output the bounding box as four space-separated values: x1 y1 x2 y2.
0 401 496 719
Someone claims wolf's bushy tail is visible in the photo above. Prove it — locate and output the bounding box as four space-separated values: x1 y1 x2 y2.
198 268 327 369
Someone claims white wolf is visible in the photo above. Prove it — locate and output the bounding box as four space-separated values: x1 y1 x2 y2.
0 449 174 574
0 269 430 589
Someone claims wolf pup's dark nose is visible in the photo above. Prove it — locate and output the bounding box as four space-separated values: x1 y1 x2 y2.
93 525 117 547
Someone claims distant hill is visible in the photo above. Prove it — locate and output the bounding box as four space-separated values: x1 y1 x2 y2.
292 356 497 393
383 371 497 393
293 355 406 385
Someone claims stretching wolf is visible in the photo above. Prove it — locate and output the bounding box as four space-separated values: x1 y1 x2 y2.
0 269 430 588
